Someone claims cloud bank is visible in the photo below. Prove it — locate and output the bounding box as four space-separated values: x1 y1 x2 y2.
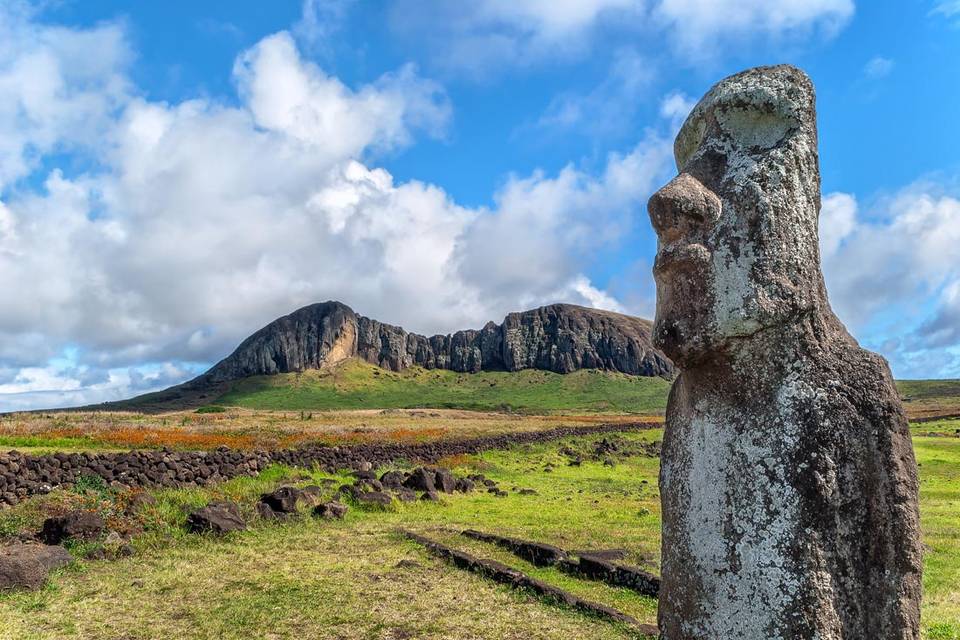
0 6 673 410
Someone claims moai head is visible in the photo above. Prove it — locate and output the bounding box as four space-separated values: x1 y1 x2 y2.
647 65 828 368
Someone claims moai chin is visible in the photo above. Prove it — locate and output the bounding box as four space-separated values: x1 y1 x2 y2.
648 65 922 639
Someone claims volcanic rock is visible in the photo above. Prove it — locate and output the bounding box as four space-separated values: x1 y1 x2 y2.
314 501 348 520
179 301 673 388
259 487 302 514
186 501 246 535
403 468 436 493
0 544 72 592
650 64 922 639
40 511 105 544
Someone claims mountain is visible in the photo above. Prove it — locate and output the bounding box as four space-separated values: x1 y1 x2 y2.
105 301 674 411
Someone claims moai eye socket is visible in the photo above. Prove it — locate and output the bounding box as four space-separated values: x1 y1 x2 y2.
715 105 798 152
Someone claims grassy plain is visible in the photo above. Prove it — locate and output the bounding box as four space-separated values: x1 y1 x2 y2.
0 365 958 637
0 425 956 639
218 359 959 422
217 359 673 414
0 408 658 453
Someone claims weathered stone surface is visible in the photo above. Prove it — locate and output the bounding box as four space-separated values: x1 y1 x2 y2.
402 467 436 493
462 530 566 567
379 471 406 489
182 301 673 386
313 501 348 520
0 544 71 592
355 491 393 508
434 469 456 494
649 64 922 639
40 511 105 544
186 501 245 535
6 544 71 572
259 487 302 514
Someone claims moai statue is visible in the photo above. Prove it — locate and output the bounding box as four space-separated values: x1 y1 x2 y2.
648 65 922 639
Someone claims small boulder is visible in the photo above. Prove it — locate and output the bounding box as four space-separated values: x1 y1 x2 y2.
403 468 436 493
125 491 157 514
40 511 105 545
84 547 109 561
434 469 456 494
0 544 71 592
356 491 394 508
395 488 417 502
314 501 348 520
259 486 302 514
454 478 475 493
420 491 440 502
357 478 384 493
256 502 281 520
9 544 71 572
0 554 45 591
338 484 361 500
300 485 324 507
186 501 246 535
380 471 406 489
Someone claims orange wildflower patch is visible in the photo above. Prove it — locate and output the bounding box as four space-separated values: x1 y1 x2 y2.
40 427 259 450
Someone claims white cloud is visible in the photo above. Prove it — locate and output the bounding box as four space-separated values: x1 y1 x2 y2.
932 1 960 18
0 4 131 189
295 0 355 51
531 48 655 138
820 187 960 377
659 91 696 130
234 32 450 158
389 0 853 72
819 192 857 257
0 8 678 410
389 0 641 74
864 55 894 79
652 0 854 56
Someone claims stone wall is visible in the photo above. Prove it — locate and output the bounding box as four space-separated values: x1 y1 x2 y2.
0 422 652 506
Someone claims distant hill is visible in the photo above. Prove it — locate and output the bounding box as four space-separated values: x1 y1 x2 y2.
103 301 674 412
217 358 673 414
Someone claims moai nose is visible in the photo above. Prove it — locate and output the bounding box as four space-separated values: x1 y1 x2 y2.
647 173 721 242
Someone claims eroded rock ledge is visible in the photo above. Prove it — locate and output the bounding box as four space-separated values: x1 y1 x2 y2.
200 300 674 382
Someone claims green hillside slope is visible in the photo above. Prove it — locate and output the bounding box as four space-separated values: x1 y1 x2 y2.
216 358 672 414
211 358 960 418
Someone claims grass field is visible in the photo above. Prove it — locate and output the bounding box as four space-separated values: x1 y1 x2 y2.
899 379 960 420
1 364 958 637
0 424 957 639
211 359 960 422
0 408 658 453
216 359 673 414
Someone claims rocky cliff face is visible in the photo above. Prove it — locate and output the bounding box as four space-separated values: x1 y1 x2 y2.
200 301 673 384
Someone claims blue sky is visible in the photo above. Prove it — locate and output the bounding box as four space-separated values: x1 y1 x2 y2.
2 0 960 410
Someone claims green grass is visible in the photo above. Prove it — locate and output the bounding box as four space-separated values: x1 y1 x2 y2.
0 435 123 454
216 360 960 419
0 426 956 638
898 380 960 401
218 358 672 414
914 429 960 636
